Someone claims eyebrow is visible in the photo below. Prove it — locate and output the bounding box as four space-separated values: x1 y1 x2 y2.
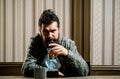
43 29 48 32
44 28 56 31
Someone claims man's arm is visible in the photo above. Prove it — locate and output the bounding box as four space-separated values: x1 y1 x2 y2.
62 40 89 76
21 53 39 77
21 35 43 77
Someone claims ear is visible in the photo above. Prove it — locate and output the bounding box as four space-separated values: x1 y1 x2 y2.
38 27 42 36
58 26 60 32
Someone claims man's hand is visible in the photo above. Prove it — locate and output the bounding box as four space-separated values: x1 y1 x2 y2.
48 43 68 56
58 71 64 76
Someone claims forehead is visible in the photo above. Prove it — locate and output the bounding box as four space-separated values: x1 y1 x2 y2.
43 22 59 30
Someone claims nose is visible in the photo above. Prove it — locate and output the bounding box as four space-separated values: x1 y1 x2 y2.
48 32 53 38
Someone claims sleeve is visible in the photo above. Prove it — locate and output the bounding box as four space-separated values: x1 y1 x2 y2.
62 41 89 76
21 37 40 77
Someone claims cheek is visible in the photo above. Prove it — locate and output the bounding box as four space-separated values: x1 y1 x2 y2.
55 31 59 38
43 33 49 41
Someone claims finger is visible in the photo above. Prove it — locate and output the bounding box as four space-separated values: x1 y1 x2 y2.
49 43 58 47
50 48 61 56
54 50 63 56
58 71 64 76
51 46 59 50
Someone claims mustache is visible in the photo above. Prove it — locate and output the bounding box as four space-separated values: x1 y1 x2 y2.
45 38 56 43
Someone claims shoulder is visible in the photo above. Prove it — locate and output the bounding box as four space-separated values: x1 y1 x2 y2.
29 33 43 45
30 34 42 41
59 35 74 43
31 33 41 39
59 35 75 47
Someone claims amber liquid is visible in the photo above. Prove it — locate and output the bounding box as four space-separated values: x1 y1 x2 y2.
47 46 56 58
48 50 56 58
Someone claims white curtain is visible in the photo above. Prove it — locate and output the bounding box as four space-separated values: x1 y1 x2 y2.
91 0 120 65
0 0 72 62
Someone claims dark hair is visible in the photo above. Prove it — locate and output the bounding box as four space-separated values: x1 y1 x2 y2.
38 9 60 28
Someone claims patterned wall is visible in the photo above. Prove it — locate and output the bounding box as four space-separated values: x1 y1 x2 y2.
0 0 72 62
91 0 120 65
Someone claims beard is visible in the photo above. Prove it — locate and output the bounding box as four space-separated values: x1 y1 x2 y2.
45 38 57 43
44 37 57 47
42 34 60 47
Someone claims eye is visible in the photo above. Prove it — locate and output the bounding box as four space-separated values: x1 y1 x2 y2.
43 29 49 34
51 29 56 33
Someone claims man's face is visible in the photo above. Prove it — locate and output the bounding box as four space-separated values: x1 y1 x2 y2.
42 21 59 44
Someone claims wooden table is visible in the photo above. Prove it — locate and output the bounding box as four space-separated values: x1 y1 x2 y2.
0 76 120 79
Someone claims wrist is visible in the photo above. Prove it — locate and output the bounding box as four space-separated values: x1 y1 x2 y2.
63 49 68 56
